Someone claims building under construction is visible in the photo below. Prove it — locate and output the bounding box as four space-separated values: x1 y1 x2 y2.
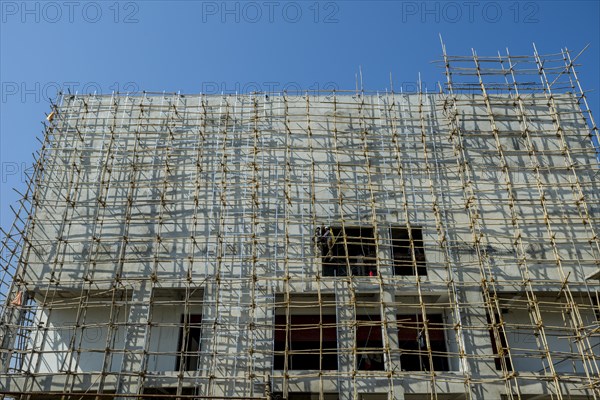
1 45 599 400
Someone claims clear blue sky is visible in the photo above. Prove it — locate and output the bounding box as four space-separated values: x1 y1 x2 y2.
1 0 599 231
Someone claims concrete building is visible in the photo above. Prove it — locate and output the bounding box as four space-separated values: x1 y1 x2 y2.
0 47 599 399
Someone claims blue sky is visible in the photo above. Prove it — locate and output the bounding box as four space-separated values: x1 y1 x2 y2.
1 0 599 231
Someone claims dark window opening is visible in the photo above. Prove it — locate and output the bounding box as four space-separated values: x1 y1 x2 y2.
592 296 600 324
274 315 338 370
486 312 512 371
272 394 339 400
397 314 448 371
316 226 377 277
175 314 202 371
143 387 196 400
356 314 385 371
391 227 426 276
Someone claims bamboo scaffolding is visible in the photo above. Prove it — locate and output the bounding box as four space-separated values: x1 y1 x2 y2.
1 46 599 400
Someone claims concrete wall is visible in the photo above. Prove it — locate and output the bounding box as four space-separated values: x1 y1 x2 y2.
22 94 599 288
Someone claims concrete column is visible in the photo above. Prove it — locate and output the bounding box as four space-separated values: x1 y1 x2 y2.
460 288 504 400
382 288 406 400
115 280 153 398
336 280 355 400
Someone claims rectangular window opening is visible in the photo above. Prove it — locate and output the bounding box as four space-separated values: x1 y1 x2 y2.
397 314 448 371
175 314 202 371
317 226 377 277
356 314 385 371
272 394 339 400
274 295 338 371
274 314 338 370
486 311 513 371
143 387 196 400
391 227 426 276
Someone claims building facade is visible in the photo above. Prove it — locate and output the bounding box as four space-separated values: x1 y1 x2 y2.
1 48 599 399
